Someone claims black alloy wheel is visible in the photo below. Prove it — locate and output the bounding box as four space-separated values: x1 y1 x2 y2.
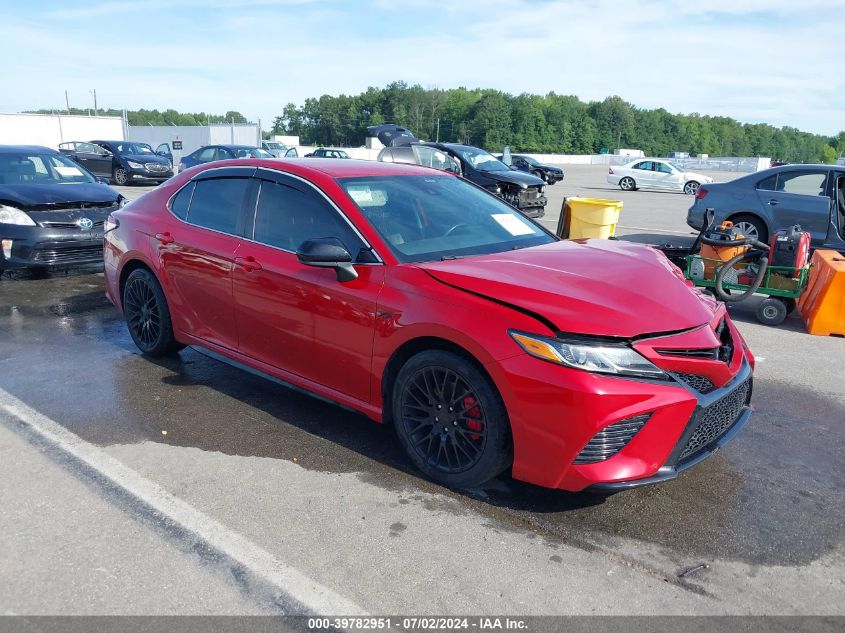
123 268 183 356
393 350 511 488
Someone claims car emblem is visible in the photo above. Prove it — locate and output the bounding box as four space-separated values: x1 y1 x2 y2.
77 218 94 230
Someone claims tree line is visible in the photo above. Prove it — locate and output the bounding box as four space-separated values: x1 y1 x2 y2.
26 107 248 127
270 81 845 163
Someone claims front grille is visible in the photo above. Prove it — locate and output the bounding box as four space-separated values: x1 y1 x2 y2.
32 243 103 264
41 220 105 230
679 378 751 460
574 414 651 464
673 372 716 394
517 187 545 207
144 162 170 172
27 201 116 213
657 347 719 360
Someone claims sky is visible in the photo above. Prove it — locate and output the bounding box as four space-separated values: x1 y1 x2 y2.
1 0 843 135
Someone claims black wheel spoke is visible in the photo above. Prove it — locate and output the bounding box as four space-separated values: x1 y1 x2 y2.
125 278 162 350
400 365 487 474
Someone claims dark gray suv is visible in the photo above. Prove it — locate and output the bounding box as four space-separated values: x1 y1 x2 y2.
687 164 845 250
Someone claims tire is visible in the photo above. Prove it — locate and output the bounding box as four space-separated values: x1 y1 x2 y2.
756 297 788 326
122 268 184 356
392 350 511 489
531 170 545 182
783 297 797 315
113 167 129 185
684 180 700 195
619 176 636 191
730 214 768 244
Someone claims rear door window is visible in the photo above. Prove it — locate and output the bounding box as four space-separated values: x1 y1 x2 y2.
253 179 365 256
633 161 653 171
776 171 827 196
186 177 250 234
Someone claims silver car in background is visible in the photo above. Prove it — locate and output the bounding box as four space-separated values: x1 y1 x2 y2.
607 158 713 195
686 164 845 249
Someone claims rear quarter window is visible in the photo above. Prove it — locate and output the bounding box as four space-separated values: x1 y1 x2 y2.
168 182 195 220
756 175 776 190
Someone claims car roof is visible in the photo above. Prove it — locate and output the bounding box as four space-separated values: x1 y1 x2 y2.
433 143 478 151
192 157 454 179
0 145 58 154
217 144 260 149
732 163 835 181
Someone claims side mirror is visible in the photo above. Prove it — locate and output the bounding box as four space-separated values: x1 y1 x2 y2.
510 165 519 171
296 237 358 282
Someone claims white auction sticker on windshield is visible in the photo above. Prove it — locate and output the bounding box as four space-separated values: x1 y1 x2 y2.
56 166 83 177
492 213 534 236
347 186 373 203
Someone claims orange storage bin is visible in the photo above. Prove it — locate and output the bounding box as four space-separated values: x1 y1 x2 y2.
797 250 845 337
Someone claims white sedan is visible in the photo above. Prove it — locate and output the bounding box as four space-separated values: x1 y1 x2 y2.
607 159 713 195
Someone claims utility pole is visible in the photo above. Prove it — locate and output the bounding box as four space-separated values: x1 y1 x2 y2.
91 89 98 116
436 117 440 143
65 90 70 114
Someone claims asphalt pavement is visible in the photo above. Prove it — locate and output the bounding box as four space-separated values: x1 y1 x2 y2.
0 165 843 617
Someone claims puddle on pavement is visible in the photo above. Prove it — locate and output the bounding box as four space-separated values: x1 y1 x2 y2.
1 273 843 568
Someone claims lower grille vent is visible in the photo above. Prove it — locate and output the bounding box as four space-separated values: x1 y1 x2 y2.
673 372 716 394
679 378 751 460
574 414 651 464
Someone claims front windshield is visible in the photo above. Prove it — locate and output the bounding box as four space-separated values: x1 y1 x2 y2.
668 162 685 172
0 152 95 185
114 142 154 155
339 175 555 263
519 155 539 166
455 147 510 172
264 142 284 149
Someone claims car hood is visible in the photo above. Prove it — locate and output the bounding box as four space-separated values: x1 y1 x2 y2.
486 169 545 188
0 183 120 208
122 153 170 165
416 240 717 338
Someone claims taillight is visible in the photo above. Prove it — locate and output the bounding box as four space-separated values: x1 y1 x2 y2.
695 187 708 200
608 168 614 175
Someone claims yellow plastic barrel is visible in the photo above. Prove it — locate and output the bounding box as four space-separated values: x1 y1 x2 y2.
562 197 623 239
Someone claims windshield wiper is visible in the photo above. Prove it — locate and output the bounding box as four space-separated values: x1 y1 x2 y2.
440 255 465 261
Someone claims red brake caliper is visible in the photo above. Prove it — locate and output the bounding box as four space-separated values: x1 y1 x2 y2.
463 395 483 440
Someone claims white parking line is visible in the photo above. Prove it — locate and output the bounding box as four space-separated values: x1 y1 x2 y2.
0 387 366 616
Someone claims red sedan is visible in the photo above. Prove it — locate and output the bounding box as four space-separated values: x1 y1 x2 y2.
103 158 754 491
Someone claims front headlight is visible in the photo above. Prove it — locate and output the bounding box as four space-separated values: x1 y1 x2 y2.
510 330 666 378
0 205 36 226
127 161 143 169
